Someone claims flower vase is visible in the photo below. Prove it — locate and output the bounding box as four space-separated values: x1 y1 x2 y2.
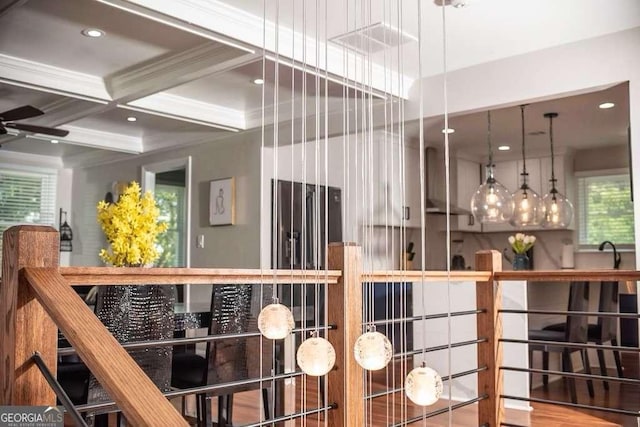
512 253 530 271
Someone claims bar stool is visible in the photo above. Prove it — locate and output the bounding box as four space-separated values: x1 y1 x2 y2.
544 281 624 389
528 281 594 404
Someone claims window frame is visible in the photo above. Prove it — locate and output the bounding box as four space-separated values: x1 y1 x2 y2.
575 168 635 251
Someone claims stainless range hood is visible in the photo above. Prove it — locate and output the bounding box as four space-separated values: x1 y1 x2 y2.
425 147 472 215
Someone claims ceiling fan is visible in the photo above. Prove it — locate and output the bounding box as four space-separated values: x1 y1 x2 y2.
0 105 69 138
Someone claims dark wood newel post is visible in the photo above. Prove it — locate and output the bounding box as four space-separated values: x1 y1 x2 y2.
327 242 364 426
475 250 504 426
1 225 59 405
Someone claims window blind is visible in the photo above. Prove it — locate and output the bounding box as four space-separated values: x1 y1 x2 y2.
577 173 634 247
0 168 57 252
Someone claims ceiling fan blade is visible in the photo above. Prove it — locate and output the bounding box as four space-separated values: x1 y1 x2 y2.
6 123 69 137
0 105 44 121
0 126 6 135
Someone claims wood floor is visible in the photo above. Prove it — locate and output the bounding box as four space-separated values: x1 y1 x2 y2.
201 354 640 426
64 354 639 426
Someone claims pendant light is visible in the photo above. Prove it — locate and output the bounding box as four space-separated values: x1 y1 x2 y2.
470 111 514 223
541 112 574 228
510 105 543 227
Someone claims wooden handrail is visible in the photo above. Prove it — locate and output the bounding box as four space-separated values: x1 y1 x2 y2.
496 270 640 282
25 267 187 426
362 270 491 283
60 267 341 285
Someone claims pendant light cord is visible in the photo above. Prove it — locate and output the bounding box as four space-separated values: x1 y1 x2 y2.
486 111 493 168
549 114 557 189
520 104 527 178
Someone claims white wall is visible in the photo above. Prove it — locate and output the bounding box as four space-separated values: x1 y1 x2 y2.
412 27 640 261
412 280 530 410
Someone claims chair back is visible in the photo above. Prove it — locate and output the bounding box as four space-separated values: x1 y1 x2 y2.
206 284 273 395
89 285 176 404
598 281 619 341
565 281 590 344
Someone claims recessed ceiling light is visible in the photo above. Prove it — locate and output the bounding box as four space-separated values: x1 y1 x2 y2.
126 116 137 122
497 145 510 151
50 139 59 144
81 28 105 38
441 128 455 134
599 102 615 109
253 78 264 85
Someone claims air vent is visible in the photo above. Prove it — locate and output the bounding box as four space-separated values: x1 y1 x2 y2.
434 0 470 7
330 22 417 54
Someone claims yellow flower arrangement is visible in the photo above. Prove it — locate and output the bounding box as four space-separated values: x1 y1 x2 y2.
97 181 168 267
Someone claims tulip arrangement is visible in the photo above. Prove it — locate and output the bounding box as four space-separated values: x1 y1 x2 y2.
508 233 536 255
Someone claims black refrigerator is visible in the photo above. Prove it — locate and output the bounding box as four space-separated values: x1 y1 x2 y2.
271 179 342 270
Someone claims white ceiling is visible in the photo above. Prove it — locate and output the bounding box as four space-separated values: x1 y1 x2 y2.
0 0 637 167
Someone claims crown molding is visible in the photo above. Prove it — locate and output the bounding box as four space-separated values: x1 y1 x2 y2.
126 93 245 131
0 54 111 101
106 42 258 103
59 125 142 153
0 148 63 169
63 149 136 169
116 0 410 98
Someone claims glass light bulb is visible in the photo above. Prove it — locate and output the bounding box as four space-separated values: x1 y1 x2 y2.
297 336 336 376
354 330 393 371
541 190 574 228
405 366 443 406
510 186 543 227
471 168 514 224
258 302 295 339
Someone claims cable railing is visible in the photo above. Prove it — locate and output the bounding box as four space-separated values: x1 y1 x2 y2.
497 271 640 425
6 226 640 425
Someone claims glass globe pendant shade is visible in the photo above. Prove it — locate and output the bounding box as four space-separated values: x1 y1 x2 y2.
541 190 574 228
510 184 543 227
354 329 393 371
296 336 336 376
258 300 295 339
470 169 514 223
405 365 443 406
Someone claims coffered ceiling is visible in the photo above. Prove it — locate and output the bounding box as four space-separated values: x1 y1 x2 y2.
0 0 638 167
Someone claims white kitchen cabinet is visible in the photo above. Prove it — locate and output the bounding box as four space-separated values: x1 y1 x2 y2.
369 134 421 228
455 158 482 232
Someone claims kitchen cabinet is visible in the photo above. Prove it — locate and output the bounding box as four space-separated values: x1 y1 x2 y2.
455 158 482 232
369 134 421 228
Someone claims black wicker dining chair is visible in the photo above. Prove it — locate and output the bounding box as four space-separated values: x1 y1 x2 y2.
171 284 273 426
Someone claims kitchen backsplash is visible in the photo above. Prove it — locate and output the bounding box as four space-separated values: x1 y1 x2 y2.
459 230 636 271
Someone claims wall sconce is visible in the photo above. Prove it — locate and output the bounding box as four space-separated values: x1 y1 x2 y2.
59 208 73 252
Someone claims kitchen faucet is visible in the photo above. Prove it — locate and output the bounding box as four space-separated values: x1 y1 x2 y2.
598 240 621 269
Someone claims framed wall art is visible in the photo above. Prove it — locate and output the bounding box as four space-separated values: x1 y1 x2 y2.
209 177 235 226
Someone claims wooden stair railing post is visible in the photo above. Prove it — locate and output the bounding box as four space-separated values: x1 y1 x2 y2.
1 225 59 405
327 242 363 426
475 250 504 426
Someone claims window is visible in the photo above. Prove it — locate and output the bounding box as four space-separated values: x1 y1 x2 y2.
155 183 186 267
0 167 57 252
577 173 635 248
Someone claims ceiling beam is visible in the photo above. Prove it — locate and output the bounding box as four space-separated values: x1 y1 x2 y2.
47 125 143 154
106 42 258 103
0 54 111 101
125 93 244 131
